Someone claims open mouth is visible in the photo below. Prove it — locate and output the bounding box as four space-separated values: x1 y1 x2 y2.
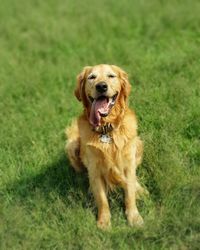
89 93 118 127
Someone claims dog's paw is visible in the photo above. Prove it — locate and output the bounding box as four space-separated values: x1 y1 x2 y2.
126 211 144 227
97 214 111 230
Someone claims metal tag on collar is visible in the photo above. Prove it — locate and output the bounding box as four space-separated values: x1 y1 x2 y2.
99 134 113 143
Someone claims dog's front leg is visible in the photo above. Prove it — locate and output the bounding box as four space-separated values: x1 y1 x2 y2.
124 163 144 227
88 168 111 229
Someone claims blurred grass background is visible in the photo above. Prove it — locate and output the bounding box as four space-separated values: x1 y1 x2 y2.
0 0 200 249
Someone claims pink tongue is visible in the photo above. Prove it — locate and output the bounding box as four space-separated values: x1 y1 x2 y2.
89 97 108 127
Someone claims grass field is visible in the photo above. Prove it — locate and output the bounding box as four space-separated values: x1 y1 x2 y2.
0 0 200 249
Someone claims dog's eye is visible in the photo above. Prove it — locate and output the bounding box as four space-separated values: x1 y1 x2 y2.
108 74 116 78
88 74 96 80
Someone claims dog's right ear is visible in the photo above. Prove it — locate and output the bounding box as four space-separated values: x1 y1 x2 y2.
74 66 91 102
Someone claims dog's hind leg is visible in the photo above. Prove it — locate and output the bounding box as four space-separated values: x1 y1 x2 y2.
135 137 149 198
135 179 149 199
65 120 85 172
135 136 143 167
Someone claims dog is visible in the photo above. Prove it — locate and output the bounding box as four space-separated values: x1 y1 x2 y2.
65 64 146 229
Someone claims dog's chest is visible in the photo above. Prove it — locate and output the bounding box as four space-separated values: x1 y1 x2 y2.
85 134 131 166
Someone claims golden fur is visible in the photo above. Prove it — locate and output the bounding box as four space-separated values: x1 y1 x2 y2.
65 64 146 229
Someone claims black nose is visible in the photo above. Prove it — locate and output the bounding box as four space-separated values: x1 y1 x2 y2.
96 82 108 93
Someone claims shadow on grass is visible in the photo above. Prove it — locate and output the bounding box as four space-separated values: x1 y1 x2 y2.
4 152 162 211
4 153 92 207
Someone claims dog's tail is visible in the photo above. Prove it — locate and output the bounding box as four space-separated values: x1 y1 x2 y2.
65 120 85 172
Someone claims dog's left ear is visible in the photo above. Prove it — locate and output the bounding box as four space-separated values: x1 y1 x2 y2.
74 66 91 103
111 65 131 101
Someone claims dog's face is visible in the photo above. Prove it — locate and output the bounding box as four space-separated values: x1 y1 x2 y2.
75 64 131 127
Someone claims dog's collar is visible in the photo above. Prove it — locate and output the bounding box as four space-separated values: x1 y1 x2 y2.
93 124 113 144
92 123 113 134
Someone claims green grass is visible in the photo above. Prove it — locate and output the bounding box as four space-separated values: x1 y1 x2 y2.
0 0 200 249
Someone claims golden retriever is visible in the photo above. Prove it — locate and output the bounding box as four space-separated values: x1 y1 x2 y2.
65 64 146 229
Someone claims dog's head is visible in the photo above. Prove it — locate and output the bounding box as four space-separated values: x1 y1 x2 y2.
75 64 131 127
